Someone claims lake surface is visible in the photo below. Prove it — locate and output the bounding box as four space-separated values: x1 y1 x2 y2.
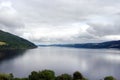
0 47 120 80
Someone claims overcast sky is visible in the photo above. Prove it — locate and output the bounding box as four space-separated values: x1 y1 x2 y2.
0 0 120 44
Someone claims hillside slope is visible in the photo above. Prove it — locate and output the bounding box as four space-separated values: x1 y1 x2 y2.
0 30 37 49
46 40 120 49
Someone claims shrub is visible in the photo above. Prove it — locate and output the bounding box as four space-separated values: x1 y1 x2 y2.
104 76 116 80
29 71 39 80
38 70 55 80
0 73 13 80
73 71 84 80
56 74 72 80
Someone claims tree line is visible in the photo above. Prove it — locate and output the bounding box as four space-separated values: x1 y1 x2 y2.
0 69 116 80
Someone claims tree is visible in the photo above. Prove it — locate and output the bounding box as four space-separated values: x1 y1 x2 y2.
0 73 13 80
73 71 84 80
9 73 14 79
29 71 39 80
38 70 55 80
56 74 72 80
104 76 116 80
13 78 28 80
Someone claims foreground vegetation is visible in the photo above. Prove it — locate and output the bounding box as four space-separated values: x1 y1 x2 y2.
0 70 116 80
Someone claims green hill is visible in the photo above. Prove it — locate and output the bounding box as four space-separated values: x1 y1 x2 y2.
0 30 37 49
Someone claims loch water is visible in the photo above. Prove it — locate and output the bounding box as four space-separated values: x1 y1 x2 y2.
0 47 120 80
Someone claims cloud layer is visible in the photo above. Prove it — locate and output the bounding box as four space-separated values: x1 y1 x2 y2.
0 0 120 44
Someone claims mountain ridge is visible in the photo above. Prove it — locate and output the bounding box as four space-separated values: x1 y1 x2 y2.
39 40 120 49
0 30 37 49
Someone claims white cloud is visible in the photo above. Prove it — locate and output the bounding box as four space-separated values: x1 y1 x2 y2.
19 23 90 44
0 0 24 34
0 0 120 44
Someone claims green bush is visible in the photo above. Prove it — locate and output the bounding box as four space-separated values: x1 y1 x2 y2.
73 71 84 80
104 76 116 80
38 70 55 80
56 74 72 80
0 73 13 80
29 71 39 80
0 70 117 80
29 70 55 80
13 78 28 80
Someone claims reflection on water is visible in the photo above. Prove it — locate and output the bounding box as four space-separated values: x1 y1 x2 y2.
0 50 26 62
0 47 120 80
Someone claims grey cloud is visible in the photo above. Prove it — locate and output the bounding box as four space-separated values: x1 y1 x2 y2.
11 0 120 25
0 0 120 43
86 15 120 37
0 0 24 34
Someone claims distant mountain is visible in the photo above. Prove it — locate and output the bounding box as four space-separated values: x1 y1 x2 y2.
42 40 120 49
0 30 37 49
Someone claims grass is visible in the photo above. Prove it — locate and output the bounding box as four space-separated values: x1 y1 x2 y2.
0 41 7 46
